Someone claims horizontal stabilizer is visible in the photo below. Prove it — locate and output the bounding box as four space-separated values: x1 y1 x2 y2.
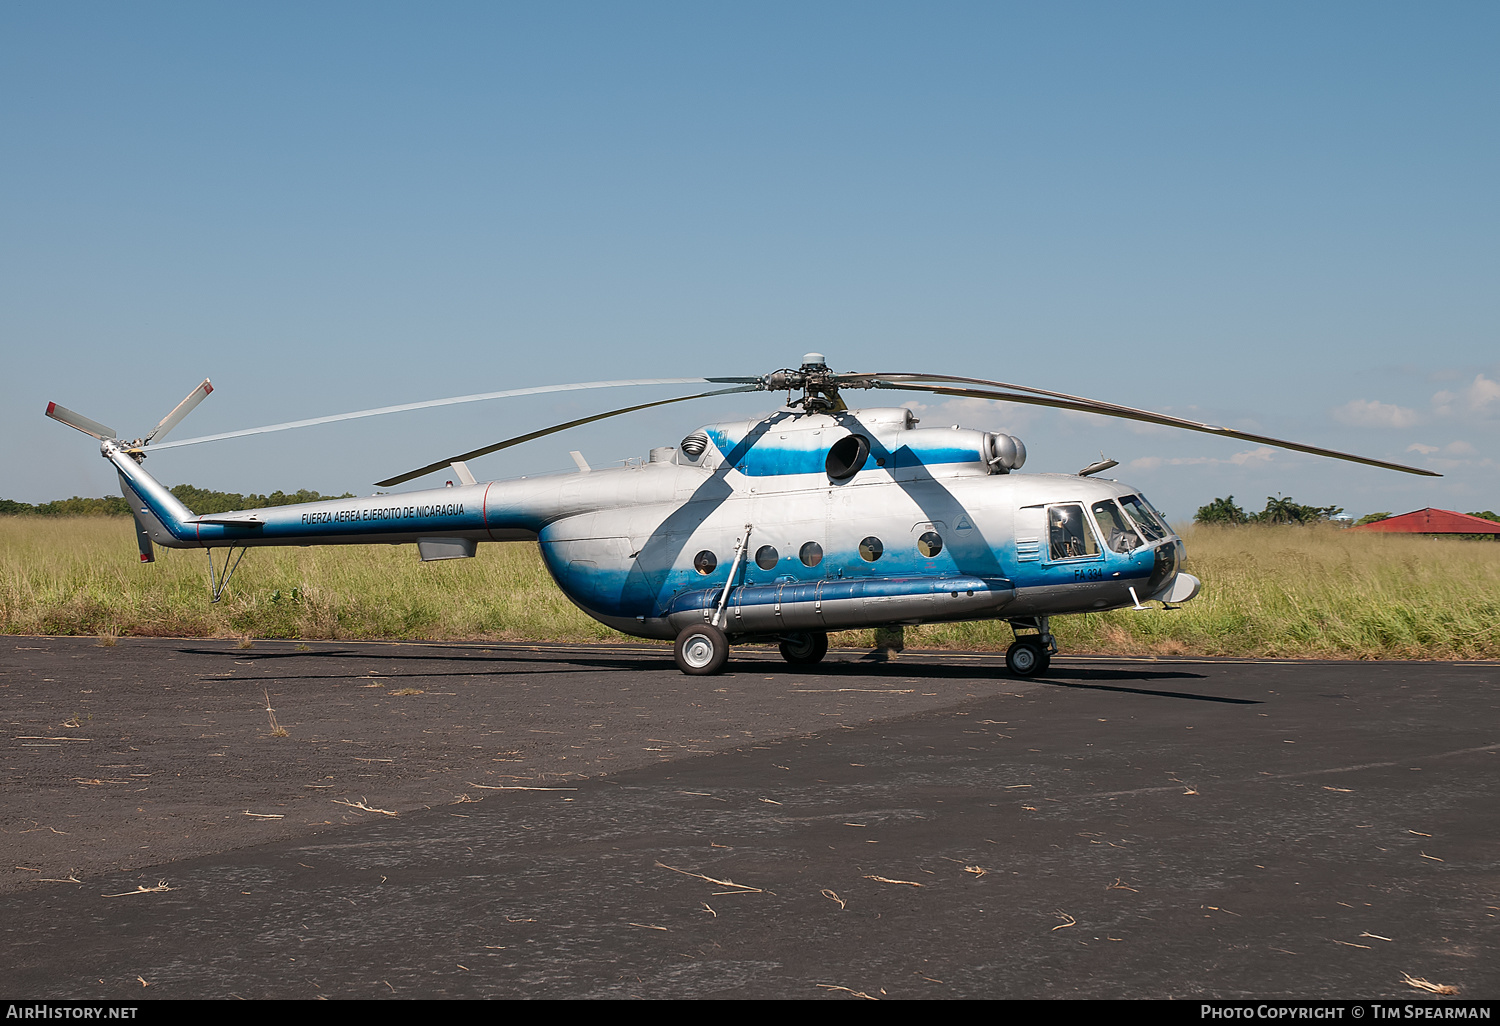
190 513 265 526
46 402 116 440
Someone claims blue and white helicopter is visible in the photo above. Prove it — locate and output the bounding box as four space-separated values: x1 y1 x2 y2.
47 355 1436 677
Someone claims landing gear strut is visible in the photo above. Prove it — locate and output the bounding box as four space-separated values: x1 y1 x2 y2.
1005 616 1056 677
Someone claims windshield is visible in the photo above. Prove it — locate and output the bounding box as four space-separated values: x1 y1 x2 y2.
1119 495 1169 542
1091 500 1143 552
1143 495 1172 529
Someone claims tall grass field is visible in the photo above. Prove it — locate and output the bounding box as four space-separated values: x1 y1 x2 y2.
3 517 1498 659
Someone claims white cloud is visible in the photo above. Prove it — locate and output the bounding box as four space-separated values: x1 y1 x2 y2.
1229 446 1278 465
1330 399 1422 429
1429 455 1498 472
1433 373 1500 419
1405 439 1486 469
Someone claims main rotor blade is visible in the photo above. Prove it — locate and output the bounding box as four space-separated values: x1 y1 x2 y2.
143 379 213 445
149 377 758 451
860 376 1440 478
374 385 758 488
45 402 116 440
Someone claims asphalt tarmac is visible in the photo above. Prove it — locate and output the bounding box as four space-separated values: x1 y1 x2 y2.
2 636 1497 999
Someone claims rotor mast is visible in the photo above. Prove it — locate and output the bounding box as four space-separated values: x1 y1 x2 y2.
762 353 869 413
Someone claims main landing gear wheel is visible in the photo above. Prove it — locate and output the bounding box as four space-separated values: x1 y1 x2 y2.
1005 639 1049 678
675 623 730 676
779 631 829 665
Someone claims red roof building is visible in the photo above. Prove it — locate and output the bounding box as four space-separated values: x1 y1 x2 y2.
1348 508 1500 536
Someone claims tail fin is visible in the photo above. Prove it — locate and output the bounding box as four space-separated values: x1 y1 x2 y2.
129 510 156 561
114 471 163 561
109 446 197 545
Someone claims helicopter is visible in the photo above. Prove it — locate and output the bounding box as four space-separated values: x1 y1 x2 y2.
46 355 1437 677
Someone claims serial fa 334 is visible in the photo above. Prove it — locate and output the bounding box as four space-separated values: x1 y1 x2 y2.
47 355 1436 677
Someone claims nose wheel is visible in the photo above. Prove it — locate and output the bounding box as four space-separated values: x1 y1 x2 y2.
1005 640 1051 677
675 624 730 675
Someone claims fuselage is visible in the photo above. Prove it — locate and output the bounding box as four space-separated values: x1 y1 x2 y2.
108 406 1187 639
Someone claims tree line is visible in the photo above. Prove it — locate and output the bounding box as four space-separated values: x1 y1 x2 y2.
0 485 354 517
1194 495 1343 525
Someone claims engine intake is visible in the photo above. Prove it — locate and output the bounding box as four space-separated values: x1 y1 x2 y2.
984 433 1027 473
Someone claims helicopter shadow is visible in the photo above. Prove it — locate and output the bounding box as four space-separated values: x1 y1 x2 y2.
175 645 678 677
1031 674 1261 705
173 645 1252 704
842 411 1009 577
774 657 1254 705
742 656 1255 704
616 412 791 616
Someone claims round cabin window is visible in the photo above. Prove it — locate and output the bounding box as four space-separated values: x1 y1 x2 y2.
825 434 871 481
799 541 823 567
859 536 884 561
754 545 779 570
917 532 943 558
693 550 718 575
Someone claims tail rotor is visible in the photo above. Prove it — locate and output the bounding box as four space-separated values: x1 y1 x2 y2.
45 379 213 457
45 380 216 565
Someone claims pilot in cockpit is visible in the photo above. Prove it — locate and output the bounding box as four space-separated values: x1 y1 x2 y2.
1049 506 1088 559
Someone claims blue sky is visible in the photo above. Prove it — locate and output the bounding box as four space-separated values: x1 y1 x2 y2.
4 2 1496 521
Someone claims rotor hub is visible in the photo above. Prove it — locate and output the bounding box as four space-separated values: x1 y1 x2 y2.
760 357 870 412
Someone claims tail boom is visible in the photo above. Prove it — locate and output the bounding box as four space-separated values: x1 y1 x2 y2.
102 440 539 550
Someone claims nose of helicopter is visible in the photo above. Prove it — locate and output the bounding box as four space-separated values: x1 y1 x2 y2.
1146 541 1178 594
1147 539 1200 603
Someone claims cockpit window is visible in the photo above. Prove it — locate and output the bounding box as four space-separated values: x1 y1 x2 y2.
1119 495 1168 542
1048 504 1099 560
1091 500 1142 553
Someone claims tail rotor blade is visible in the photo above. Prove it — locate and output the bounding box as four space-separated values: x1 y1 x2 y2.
374 385 757 488
143 379 213 445
45 402 116 441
